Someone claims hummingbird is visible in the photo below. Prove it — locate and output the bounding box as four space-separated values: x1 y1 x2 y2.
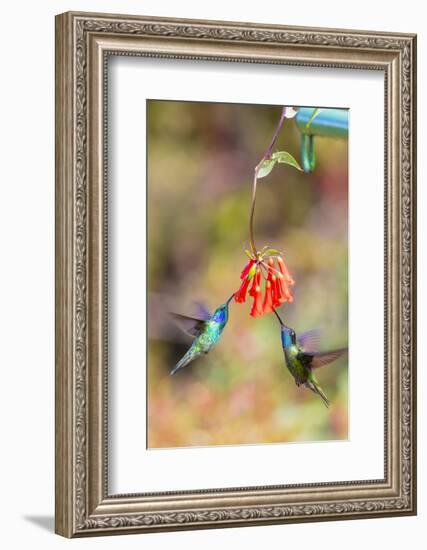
273 309 347 407
170 294 234 376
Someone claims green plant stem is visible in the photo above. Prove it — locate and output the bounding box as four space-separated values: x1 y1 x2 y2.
249 107 287 255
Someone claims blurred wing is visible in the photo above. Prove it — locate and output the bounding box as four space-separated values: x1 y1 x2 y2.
170 313 208 338
192 301 212 321
297 329 321 353
309 348 348 369
149 292 192 344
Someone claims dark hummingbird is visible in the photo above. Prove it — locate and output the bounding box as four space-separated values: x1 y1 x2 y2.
170 294 234 376
273 309 347 407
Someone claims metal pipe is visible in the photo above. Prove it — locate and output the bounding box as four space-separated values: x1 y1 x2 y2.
295 108 348 172
295 107 349 138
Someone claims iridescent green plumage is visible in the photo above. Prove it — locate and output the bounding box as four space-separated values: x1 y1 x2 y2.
170 295 233 376
274 310 347 407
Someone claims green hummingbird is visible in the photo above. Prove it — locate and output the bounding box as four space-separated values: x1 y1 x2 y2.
273 309 347 407
170 294 234 376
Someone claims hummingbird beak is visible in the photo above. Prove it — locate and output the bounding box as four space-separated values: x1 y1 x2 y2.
226 293 235 306
272 307 284 326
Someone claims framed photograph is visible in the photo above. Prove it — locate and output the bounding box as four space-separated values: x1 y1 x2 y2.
55 11 417 537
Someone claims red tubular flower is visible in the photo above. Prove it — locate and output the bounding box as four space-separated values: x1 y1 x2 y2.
277 256 295 285
262 280 274 314
267 258 275 278
272 274 285 307
249 269 261 297
277 273 293 302
234 252 294 317
240 259 256 280
270 257 294 305
235 259 257 304
250 283 263 317
234 277 251 303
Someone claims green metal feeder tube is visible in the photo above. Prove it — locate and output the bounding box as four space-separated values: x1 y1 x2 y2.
295 108 349 173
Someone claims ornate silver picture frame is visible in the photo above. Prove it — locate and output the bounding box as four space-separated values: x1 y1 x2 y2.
55 11 416 537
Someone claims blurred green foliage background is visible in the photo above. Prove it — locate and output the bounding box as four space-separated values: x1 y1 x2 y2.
147 101 348 448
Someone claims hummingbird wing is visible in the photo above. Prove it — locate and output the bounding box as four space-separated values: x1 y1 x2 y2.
148 292 193 344
297 329 321 353
192 301 212 320
170 312 209 338
306 348 348 369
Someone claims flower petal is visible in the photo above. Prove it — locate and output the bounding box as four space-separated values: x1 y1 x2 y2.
262 281 274 314
234 277 250 303
250 285 263 317
240 259 256 280
249 269 261 297
277 256 295 285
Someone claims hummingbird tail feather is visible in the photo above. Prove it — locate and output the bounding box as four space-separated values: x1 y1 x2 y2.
316 386 330 408
170 350 195 376
306 380 330 408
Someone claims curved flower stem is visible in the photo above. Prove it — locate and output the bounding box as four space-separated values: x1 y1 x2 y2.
259 262 269 281
248 172 259 255
249 107 288 255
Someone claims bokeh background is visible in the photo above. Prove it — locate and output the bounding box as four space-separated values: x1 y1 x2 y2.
147 100 348 448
